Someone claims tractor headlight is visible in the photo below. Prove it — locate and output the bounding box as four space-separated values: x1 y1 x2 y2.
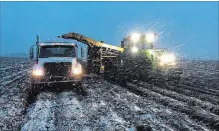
145 32 156 43
32 68 44 77
131 33 140 42
160 54 176 64
131 46 138 53
72 63 82 75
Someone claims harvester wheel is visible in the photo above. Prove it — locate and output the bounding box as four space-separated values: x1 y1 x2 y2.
103 60 111 81
116 68 127 86
119 51 153 83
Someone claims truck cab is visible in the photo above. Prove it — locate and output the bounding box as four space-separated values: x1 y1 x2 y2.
29 39 85 88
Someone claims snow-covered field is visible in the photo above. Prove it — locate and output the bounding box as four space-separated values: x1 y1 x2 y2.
0 57 218 131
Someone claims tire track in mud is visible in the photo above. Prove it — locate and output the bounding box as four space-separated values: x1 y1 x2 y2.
53 91 88 131
109 84 211 131
0 69 29 84
0 64 30 72
181 82 219 95
176 82 219 97
0 76 31 131
151 80 219 105
21 77 185 131
0 59 36 131
53 83 132 131
0 69 30 97
138 82 219 116
16 75 215 131
125 82 219 131
86 86 170 130
81 77 210 131
21 91 57 131
22 86 128 131
168 84 219 105
0 61 31 78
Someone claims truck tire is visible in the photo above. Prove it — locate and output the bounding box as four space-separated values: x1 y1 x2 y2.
31 83 42 95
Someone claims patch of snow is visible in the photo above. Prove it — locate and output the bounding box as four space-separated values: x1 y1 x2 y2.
21 99 56 131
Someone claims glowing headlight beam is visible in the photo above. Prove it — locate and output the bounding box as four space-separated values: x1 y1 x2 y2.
148 49 154 55
131 46 138 53
32 68 44 76
146 33 156 43
72 63 82 75
130 33 141 42
160 54 176 63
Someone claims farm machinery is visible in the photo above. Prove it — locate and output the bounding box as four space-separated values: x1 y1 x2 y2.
29 31 183 91
58 32 183 85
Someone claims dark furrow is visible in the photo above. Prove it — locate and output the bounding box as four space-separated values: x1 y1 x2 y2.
0 69 29 84
150 80 219 105
20 92 57 131
138 82 219 116
0 64 30 71
152 79 219 98
0 76 31 131
176 83 219 97
87 78 209 131
126 82 219 131
0 74 28 96
181 81 219 94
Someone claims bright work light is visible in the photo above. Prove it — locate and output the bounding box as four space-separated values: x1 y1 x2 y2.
146 33 156 43
131 33 141 42
131 46 138 53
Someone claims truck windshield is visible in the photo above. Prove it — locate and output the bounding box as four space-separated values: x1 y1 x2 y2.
39 45 76 58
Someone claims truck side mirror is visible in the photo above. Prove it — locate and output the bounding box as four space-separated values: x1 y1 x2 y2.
29 47 34 60
81 47 84 58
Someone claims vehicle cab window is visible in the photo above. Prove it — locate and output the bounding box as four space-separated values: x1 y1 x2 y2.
39 45 76 58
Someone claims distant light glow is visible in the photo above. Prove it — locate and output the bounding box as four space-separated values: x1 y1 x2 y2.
160 53 176 63
32 68 44 76
131 33 141 42
131 46 138 53
159 62 164 66
148 49 154 54
146 33 156 43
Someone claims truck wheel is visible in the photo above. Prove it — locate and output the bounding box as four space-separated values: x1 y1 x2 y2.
31 83 41 95
77 81 82 88
27 83 41 104
75 81 87 96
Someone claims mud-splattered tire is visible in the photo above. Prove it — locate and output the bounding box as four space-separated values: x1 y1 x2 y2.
31 83 42 95
76 81 82 88
119 51 153 82
104 60 117 83
116 71 127 86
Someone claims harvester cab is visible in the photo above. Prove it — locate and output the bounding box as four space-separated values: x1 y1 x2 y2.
120 32 183 82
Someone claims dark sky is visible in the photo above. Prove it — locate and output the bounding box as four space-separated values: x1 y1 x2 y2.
1 1 218 60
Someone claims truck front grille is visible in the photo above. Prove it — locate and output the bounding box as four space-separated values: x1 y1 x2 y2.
44 62 72 76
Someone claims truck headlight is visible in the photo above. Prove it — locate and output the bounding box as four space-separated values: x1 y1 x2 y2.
160 54 176 64
32 68 44 76
72 63 82 75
